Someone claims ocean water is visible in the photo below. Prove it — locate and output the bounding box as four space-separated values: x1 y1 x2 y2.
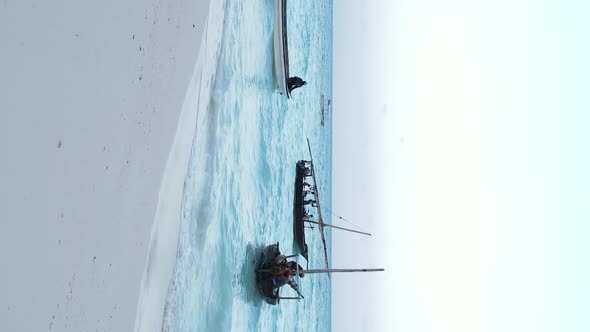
162 0 333 331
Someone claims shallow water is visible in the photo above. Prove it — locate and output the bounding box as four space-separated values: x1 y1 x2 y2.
162 0 333 330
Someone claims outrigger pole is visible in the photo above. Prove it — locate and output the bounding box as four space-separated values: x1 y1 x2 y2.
300 268 385 274
305 220 371 236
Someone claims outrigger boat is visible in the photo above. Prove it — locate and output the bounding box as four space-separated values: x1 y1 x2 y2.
293 160 310 260
293 139 371 270
256 242 383 305
273 0 291 98
256 242 301 305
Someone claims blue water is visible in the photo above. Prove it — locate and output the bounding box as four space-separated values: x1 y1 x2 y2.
162 0 333 331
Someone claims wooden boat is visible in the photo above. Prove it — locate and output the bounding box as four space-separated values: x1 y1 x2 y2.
255 243 302 305
273 0 291 98
293 161 309 260
293 139 371 270
255 242 383 305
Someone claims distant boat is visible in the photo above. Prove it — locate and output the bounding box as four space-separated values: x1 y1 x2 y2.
320 95 325 126
273 0 291 98
319 95 331 126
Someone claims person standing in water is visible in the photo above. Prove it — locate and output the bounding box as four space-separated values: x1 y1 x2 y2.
288 76 306 93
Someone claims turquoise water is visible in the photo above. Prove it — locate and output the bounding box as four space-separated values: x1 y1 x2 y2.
162 0 333 331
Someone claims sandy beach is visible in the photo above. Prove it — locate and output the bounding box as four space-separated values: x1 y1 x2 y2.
0 0 213 330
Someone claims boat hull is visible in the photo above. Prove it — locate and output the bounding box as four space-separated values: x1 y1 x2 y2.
256 243 283 305
293 161 309 260
273 0 291 98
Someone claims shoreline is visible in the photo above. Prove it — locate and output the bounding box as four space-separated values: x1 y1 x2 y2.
134 1 226 328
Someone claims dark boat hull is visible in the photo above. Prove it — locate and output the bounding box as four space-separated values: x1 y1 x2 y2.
256 243 283 305
293 161 309 260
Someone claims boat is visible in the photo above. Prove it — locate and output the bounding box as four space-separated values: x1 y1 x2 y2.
255 242 383 305
292 139 372 271
256 242 303 305
273 0 291 98
320 95 326 126
320 95 331 126
293 160 309 260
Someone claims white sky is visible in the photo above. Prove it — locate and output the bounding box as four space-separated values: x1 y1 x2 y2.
332 0 590 331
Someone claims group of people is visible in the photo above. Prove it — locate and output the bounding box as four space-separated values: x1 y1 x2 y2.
271 255 305 297
301 160 317 208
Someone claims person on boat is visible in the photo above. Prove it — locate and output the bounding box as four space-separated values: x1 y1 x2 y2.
283 263 305 296
269 261 305 297
283 269 304 297
271 257 303 275
303 199 316 206
303 189 315 196
274 254 288 265
288 77 307 93
269 269 289 289
285 261 304 275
